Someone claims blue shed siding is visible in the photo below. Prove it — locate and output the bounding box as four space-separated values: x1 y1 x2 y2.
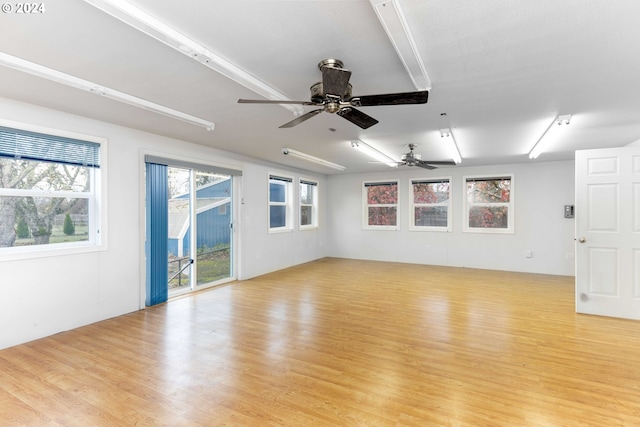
168 178 232 257
197 204 231 249
178 204 231 255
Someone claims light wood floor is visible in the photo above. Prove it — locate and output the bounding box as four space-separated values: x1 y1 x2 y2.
2 258 640 426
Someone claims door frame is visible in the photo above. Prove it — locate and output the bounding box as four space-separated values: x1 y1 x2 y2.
139 151 242 309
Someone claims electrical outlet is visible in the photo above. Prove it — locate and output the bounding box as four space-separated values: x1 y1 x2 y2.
525 250 533 258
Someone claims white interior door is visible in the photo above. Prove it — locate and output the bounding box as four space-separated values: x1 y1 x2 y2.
575 146 640 319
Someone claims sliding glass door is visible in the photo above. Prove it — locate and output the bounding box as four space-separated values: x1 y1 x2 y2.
193 170 232 287
167 166 192 293
146 156 239 306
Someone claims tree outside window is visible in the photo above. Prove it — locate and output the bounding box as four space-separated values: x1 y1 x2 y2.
464 175 514 233
363 181 398 229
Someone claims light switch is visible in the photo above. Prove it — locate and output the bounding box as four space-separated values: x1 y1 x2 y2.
564 205 574 218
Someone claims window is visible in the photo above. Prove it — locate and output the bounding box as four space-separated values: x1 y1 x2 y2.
463 175 514 233
269 174 293 232
0 124 103 255
363 180 399 229
299 179 318 229
410 178 451 231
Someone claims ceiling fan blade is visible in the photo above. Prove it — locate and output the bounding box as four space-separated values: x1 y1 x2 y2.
278 109 323 128
351 90 429 107
415 162 437 170
238 99 316 105
322 66 352 98
337 107 379 129
419 160 458 166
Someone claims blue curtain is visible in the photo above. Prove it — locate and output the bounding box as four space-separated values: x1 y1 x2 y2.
145 162 168 306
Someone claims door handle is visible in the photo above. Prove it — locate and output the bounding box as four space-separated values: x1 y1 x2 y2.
578 237 586 243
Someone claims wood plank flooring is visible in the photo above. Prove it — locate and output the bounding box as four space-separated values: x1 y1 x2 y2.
2 258 640 426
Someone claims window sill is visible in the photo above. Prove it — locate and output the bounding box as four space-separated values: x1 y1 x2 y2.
0 242 107 262
463 227 514 234
363 226 399 231
409 227 451 232
268 227 293 234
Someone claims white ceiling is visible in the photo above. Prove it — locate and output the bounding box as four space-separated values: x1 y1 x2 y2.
2 0 640 174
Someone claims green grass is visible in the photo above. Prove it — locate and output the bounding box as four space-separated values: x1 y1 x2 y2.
169 247 231 289
197 256 231 284
14 225 89 246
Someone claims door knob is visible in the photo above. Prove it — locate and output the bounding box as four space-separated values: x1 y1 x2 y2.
578 237 586 243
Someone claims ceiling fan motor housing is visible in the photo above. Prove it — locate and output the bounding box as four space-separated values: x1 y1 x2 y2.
310 82 352 104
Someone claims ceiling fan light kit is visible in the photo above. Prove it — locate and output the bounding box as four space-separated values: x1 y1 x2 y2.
0 52 216 131
529 114 572 159
282 148 346 171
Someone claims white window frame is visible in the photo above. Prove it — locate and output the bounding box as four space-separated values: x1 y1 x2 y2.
0 119 107 261
268 173 293 233
362 179 399 230
463 174 514 234
409 177 452 232
299 178 318 230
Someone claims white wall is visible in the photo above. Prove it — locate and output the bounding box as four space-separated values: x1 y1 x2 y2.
0 96 577 350
238 165 327 279
326 161 576 276
0 97 327 349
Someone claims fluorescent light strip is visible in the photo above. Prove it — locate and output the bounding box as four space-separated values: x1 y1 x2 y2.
0 51 215 130
370 0 431 90
282 148 346 171
439 128 462 164
529 114 572 159
351 139 398 167
84 0 303 116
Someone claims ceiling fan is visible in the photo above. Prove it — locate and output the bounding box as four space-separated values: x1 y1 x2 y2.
398 144 457 169
238 59 429 129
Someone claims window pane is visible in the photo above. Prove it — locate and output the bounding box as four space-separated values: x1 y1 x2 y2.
168 167 190 198
269 182 285 203
413 181 449 203
0 196 89 248
468 206 509 228
301 205 313 226
467 179 511 203
367 183 398 204
300 183 314 204
414 206 448 227
368 206 397 226
1 158 91 192
270 205 286 228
